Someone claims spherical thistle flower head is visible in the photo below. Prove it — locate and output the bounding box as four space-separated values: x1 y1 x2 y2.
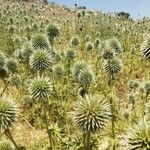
85 42 94 52
28 75 53 102
73 94 111 133
103 58 123 75
46 24 60 40
128 119 150 150
72 60 89 80
52 64 64 77
0 96 18 133
78 69 94 87
109 38 122 54
65 49 75 61
0 139 14 150
141 36 150 59
70 36 80 47
6 59 18 74
0 52 6 69
30 49 52 72
32 34 49 50
100 40 114 60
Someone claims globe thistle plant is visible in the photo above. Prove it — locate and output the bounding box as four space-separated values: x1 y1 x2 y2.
65 49 75 61
73 94 110 149
32 34 49 50
128 119 150 150
46 24 59 50
52 64 64 77
30 49 52 73
100 41 114 60
103 58 123 75
85 42 94 52
109 38 122 54
0 96 18 133
0 139 14 150
70 36 80 48
78 69 94 88
28 75 53 101
74 95 110 133
72 60 89 80
141 36 150 59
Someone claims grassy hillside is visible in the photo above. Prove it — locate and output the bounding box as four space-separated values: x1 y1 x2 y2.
0 0 149 150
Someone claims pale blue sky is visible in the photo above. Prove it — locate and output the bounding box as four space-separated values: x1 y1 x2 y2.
48 0 150 19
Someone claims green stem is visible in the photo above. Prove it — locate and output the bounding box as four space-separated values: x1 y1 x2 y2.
86 131 91 150
43 102 53 150
5 128 19 150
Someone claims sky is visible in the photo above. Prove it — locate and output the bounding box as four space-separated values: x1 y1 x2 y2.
48 0 150 19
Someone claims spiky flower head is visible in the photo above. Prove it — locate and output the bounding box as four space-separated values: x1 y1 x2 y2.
0 96 18 133
78 69 94 87
65 49 75 61
52 64 64 76
32 34 49 50
103 58 123 75
109 38 122 54
141 36 150 59
46 24 59 41
28 75 53 101
128 119 150 150
20 42 33 63
0 52 6 69
0 140 14 150
70 36 80 47
85 42 94 52
72 60 89 80
6 59 18 74
100 41 114 60
73 94 111 133
30 50 52 72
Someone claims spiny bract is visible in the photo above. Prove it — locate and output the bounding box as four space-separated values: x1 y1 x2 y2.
73 94 111 133
128 119 150 150
0 96 18 133
28 75 53 101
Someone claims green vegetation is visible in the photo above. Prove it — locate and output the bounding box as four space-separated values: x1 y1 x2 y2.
0 0 149 149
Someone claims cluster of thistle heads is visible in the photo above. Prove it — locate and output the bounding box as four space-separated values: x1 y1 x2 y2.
0 1 150 150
